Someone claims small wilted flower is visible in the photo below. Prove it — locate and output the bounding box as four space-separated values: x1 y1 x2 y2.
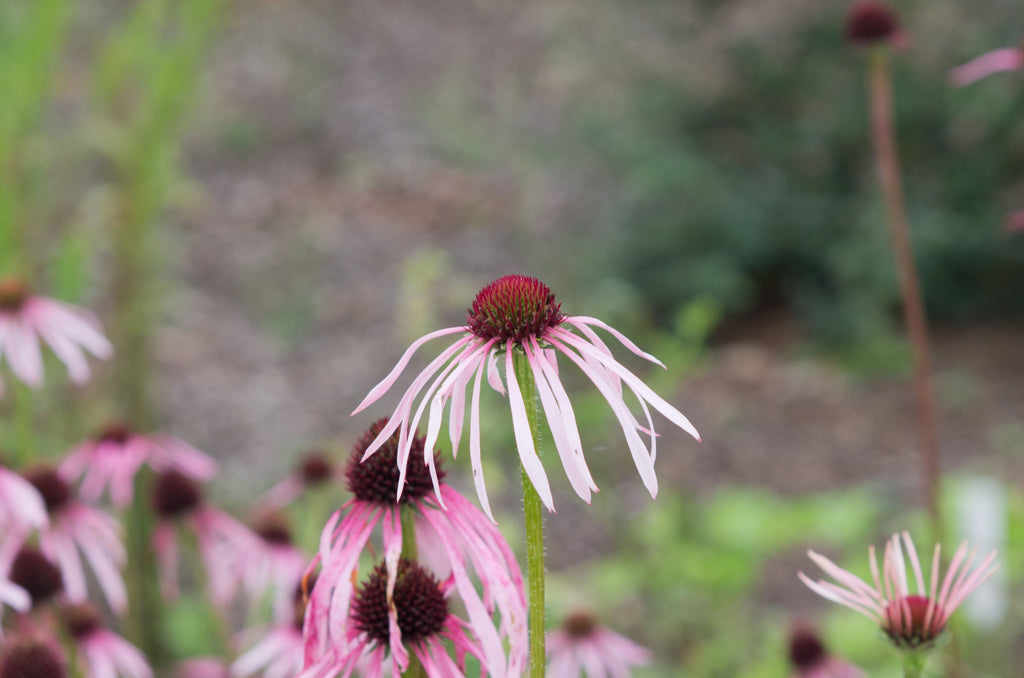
255 451 338 515
0 277 112 391
546 611 651 678
60 422 217 508
7 545 64 608
788 624 863 678
845 1 902 47
799 531 999 651
232 575 307 678
151 470 261 605
23 464 127 613
353 274 700 517
242 514 309 621
62 603 152 678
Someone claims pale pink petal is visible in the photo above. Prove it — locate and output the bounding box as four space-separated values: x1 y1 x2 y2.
468 356 495 521
556 330 701 442
526 340 593 502
549 335 659 497
29 298 112 359
351 326 467 415
504 342 554 511
5 318 44 387
950 47 1024 86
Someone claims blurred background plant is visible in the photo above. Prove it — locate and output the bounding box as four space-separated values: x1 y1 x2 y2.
0 0 1021 675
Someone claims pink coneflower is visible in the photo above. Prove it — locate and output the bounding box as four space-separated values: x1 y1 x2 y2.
7 545 64 609
300 557 490 678
255 451 338 515
174 658 230 678
151 470 261 605
0 277 112 390
22 465 127 614
0 533 31 616
352 274 700 516
546 612 651 678
950 45 1023 87
62 603 152 678
232 576 308 678
799 531 999 650
0 632 67 678
788 624 863 678
0 465 47 531
242 515 309 621
60 422 217 509
300 419 527 677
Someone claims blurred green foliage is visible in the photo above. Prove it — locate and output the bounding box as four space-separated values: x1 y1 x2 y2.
578 10 1024 344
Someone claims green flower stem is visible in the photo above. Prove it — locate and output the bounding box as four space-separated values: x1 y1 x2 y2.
400 503 419 565
399 504 425 678
123 472 168 667
12 380 35 467
902 651 927 678
513 350 547 678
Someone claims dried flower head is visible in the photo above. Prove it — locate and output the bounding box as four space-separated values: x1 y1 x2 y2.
845 1 900 46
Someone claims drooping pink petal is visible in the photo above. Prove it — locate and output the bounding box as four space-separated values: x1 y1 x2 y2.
949 47 1024 86
351 326 468 415
468 356 495 521
556 330 701 442
504 343 554 511
526 339 594 502
548 334 659 497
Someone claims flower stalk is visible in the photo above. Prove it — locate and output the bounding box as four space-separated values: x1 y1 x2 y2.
867 47 942 540
513 349 547 678
902 651 927 678
12 381 36 467
398 504 425 678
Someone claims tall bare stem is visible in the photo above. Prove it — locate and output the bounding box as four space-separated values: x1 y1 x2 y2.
866 49 943 538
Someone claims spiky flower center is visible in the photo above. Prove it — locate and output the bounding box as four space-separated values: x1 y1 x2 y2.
10 546 63 606
563 612 597 638
98 421 132 444
466 275 566 343
347 419 444 504
300 454 332 485
62 603 102 639
254 515 292 546
788 627 826 670
0 636 66 678
0 277 29 313
883 594 944 649
153 470 202 518
845 1 899 44
351 558 449 647
22 466 71 515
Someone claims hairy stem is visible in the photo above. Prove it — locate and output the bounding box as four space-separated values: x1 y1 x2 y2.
513 350 546 678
